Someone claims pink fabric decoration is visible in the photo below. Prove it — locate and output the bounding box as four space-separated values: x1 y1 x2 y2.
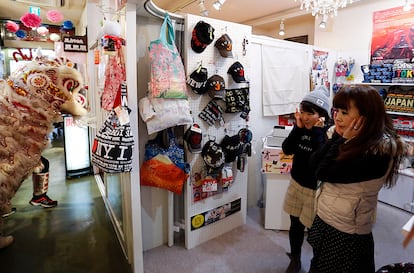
5 21 19 33
20 12 42 28
47 10 64 23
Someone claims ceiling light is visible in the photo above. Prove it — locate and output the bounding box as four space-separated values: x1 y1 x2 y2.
198 0 209 16
403 0 412 11
295 0 355 18
279 19 285 36
213 0 226 10
319 14 328 28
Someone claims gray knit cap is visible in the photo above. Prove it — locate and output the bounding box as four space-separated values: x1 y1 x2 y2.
301 85 331 116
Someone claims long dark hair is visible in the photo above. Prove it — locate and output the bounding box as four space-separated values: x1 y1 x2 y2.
333 84 406 187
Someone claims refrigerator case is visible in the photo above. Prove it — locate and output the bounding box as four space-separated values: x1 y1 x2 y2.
63 115 92 178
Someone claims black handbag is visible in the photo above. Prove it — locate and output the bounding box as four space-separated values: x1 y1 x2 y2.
92 83 134 173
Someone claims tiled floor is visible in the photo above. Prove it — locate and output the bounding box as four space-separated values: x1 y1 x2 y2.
0 139 131 273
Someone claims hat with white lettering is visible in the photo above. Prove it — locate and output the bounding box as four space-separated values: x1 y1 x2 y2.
221 134 241 163
301 85 331 117
187 66 208 94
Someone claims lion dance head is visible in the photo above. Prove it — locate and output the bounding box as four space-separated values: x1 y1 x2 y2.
0 52 88 224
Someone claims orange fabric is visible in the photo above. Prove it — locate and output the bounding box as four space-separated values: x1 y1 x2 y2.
140 154 188 194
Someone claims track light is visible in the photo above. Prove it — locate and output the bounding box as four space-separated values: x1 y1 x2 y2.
198 0 209 16
279 19 285 36
403 0 412 11
213 0 226 10
319 14 328 29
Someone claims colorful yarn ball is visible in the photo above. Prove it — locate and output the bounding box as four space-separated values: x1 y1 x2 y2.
5 21 19 33
20 12 42 28
15 30 27 39
47 10 64 23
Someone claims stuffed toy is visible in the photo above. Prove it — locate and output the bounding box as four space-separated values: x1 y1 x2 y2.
0 50 88 247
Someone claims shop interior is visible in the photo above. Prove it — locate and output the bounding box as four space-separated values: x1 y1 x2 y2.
1 0 414 273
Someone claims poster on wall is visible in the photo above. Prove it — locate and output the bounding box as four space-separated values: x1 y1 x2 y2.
370 6 414 64
190 198 241 231
311 49 330 92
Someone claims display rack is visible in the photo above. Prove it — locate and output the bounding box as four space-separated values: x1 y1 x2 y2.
364 83 414 212
180 14 252 249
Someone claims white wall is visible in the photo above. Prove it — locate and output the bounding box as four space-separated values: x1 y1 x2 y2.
254 16 315 44
246 35 314 208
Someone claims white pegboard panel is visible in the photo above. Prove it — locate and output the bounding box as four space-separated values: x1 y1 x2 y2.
183 14 252 249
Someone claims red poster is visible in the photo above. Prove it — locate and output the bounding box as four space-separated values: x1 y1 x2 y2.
371 5 414 64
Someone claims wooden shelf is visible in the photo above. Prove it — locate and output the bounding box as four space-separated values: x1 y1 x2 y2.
387 111 414 117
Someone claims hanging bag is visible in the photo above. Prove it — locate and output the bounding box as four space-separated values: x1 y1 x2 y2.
140 128 189 194
101 37 126 111
148 13 187 99
91 83 134 173
138 96 193 135
144 128 189 173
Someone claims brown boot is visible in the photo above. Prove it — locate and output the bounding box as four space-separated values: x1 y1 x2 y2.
285 252 301 273
0 235 14 249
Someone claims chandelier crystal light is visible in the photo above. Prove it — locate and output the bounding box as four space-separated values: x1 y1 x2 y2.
279 19 285 36
295 0 354 17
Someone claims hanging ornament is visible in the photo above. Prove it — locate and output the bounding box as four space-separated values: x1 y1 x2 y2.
62 20 74 30
37 26 49 36
49 33 61 42
5 21 19 33
102 20 121 37
15 29 27 39
46 10 64 23
20 12 42 28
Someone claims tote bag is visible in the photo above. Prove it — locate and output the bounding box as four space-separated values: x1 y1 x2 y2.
141 128 189 194
138 96 193 135
92 83 134 173
148 13 187 99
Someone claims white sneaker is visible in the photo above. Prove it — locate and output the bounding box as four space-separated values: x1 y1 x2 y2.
1 207 16 218
0 235 14 249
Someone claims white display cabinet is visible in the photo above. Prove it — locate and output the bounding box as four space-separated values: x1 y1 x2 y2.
262 133 292 230
264 171 291 230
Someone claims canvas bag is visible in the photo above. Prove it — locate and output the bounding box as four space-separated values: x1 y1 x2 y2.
138 96 193 135
148 13 187 99
92 83 134 173
140 154 188 194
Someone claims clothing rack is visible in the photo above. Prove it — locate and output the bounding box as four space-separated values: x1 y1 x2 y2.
143 0 184 22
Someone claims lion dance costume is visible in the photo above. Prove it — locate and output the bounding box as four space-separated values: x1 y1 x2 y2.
0 52 88 248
